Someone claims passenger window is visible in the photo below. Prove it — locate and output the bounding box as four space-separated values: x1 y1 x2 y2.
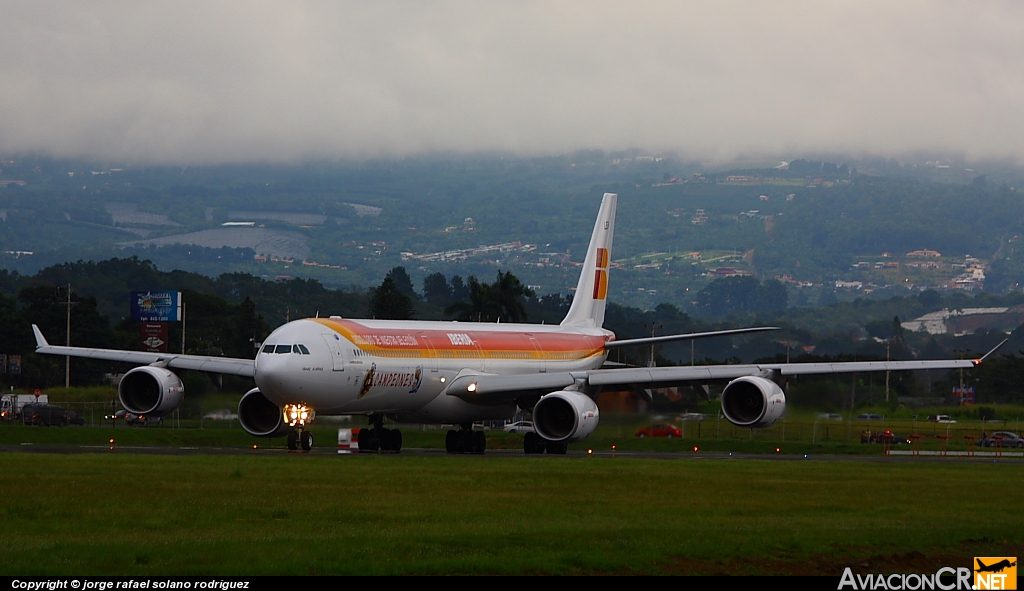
261 344 275 354
275 344 293 354
297 344 310 355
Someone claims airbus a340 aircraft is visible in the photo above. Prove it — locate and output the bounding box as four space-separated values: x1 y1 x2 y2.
33 193 998 454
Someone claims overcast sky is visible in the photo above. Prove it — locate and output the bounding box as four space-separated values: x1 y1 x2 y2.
2 1 1022 164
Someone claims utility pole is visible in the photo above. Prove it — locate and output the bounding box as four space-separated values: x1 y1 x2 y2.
954 348 969 405
644 323 662 368
181 301 187 354
59 284 79 389
885 338 891 403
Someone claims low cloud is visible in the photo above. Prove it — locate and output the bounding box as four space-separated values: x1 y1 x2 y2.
1 1 1022 164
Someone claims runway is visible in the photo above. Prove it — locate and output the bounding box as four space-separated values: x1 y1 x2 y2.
4 443 1023 464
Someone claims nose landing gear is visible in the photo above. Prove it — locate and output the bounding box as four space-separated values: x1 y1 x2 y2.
283 403 315 452
287 429 314 451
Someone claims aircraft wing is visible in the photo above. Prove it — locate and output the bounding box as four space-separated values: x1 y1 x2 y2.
446 341 1002 405
604 326 779 348
32 324 255 378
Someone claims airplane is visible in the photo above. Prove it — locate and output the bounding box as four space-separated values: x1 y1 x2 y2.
31 193 1000 454
976 559 1016 574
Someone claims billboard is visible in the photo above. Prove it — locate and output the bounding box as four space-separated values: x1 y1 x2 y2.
131 291 182 322
141 323 169 353
953 385 975 405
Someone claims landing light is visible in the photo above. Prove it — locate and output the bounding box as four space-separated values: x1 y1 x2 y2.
440 376 446 383
283 404 316 428
467 382 477 393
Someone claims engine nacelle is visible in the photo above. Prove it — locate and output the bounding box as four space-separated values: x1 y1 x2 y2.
721 376 786 428
238 388 290 437
533 391 600 443
118 366 184 417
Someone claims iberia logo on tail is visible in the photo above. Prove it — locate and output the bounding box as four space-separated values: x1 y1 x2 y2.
592 247 609 300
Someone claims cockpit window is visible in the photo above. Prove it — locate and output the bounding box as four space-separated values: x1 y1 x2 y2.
275 344 293 354
261 344 275 354
297 344 310 355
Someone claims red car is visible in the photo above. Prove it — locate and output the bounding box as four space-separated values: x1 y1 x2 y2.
635 424 682 438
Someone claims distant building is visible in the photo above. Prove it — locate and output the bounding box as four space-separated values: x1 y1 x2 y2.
906 249 941 258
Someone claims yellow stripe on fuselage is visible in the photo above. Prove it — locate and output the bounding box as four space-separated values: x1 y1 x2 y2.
310 318 607 361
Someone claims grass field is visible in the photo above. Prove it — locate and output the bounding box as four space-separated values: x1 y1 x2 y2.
1 452 1022 575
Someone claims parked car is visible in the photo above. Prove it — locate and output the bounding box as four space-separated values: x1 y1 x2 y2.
105 409 162 427
860 430 910 445
502 420 534 433
635 424 682 438
21 403 72 427
64 410 86 426
976 432 1024 448
819 413 843 420
926 414 957 424
855 413 883 420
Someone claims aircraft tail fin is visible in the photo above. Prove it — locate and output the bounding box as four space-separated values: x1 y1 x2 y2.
561 193 616 328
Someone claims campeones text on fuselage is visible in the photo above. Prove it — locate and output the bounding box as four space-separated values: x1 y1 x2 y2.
33 193 993 454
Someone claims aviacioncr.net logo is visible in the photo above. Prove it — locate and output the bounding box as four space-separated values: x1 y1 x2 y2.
839 567 973 590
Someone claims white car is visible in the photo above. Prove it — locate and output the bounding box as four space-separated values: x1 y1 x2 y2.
503 421 534 433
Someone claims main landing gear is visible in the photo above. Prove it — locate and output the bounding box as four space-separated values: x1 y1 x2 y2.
445 425 485 454
358 416 403 453
523 432 567 455
287 429 313 451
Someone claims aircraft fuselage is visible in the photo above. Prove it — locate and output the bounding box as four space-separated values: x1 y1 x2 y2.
254 317 612 423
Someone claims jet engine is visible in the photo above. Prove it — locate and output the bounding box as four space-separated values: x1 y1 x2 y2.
118 366 184 417
238 388 291 437
532 391 600 443
721 376 786 428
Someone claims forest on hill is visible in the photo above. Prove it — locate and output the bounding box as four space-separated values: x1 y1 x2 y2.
1 258 1023 408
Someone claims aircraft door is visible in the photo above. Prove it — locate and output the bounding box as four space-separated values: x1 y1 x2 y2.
529 336 546 373
419 335 439 372
321 333 347 371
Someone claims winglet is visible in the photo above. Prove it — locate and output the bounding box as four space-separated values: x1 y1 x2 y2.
31 324 49 348
975 338 1009 365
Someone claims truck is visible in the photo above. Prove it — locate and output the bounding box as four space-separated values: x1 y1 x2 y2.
0 394 49 420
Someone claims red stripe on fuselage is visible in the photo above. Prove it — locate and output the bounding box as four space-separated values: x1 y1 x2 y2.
310 318 607 360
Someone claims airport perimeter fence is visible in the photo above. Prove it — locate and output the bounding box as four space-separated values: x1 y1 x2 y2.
597 413 1023 451
4 400 1021 452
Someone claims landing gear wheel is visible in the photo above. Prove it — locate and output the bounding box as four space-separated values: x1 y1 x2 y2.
524 432 545 454
300 430 313 451
287 431 299 450
445 430 457 453
379 428 402 452
359 427 380 453
474 430 486 454
545 441 568 455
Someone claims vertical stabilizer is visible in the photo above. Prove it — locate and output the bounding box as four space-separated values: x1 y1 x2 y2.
561 193 617 328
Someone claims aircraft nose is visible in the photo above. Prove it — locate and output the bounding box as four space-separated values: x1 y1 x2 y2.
255 353 291 397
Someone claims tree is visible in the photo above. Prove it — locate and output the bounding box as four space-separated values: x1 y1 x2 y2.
369 277 416 320
422 272 450 306
445 271 534 323
490 270 535 323
385 267 417 299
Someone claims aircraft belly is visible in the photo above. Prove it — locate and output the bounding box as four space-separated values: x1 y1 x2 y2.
397 394 516 425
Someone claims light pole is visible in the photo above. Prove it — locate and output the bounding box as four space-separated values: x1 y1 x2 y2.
59 284 79 389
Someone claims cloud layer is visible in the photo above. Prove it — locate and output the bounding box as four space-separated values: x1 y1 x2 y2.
2 1 1023 164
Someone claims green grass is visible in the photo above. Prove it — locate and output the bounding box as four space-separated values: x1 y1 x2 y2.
1 453 1022 575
